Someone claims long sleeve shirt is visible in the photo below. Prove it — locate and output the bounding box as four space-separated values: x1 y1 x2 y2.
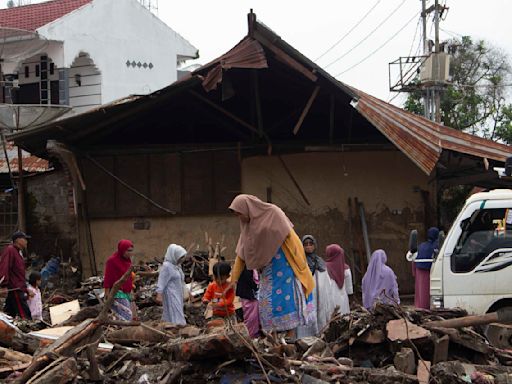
203 281 235 317
0 244 27 292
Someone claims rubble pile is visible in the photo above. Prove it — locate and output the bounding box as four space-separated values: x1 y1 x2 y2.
0 255 512 382
0 295 511 383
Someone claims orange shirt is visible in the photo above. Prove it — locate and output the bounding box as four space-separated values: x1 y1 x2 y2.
202 281 235 317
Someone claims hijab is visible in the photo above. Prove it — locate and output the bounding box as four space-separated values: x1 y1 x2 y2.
362 249 399 309
325 244 348 289
417 227 440 260
164 244 187 266
229 194 293 270
302 235 326 274
103 239 133 293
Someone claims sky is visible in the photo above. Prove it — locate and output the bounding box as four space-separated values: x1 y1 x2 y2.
1 0 511 104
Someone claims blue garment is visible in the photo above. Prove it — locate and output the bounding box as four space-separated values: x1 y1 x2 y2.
259 248 313 332
415 227 439 270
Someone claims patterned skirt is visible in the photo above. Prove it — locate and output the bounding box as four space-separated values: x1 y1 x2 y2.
258 248 314 332
112 297 133 321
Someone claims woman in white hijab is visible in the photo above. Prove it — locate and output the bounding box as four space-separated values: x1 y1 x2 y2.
155 244 188 324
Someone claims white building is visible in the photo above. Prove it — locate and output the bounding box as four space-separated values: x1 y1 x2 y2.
0 0 198 115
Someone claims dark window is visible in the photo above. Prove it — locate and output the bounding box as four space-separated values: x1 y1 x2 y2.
35 65 40 77
452 208 512 273
17 83 40 104
24 66 29 78
50 63 54 75
50 80 59 104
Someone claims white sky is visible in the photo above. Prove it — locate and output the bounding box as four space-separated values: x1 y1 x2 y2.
1 0 511 104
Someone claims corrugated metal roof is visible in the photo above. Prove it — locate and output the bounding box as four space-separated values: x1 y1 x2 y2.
0 142 49 173
0 0 91 31
193 37 268 92
353 90 511 175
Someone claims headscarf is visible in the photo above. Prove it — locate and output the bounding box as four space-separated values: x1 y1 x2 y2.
164 244 187 266
325 244 348 289
361 249 399 309
103 239 133 293
415 227 440 270
302 235 326 274
229 194 293 270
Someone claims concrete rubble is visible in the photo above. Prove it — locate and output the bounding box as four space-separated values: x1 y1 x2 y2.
0 253 511 383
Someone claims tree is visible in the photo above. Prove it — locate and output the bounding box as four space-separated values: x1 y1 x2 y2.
404 36 512 142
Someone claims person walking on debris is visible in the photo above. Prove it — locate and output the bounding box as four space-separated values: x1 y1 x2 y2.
325 244 353 315
297 235 328 338
103 239 136 321
236 266 260 338
412 227 439 309
155 244 188 325
0 231 32 319
229 194 315 338
203 261 235 319
27 271 43 321
362 249 400 309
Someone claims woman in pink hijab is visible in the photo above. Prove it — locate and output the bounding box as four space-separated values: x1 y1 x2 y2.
325 244 353 315
362 249 400 309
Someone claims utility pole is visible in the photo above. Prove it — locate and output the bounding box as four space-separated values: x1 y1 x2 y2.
433 0 442 123
421 0 430 119
389 0 449 123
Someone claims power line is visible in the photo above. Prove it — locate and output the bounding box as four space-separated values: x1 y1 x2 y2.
315 0 382 62
334 11 420 77
324 0 407 69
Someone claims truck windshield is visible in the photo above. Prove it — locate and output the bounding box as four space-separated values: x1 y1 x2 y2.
452 208 512 273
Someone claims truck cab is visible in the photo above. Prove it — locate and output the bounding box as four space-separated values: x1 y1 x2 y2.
430 189 512 314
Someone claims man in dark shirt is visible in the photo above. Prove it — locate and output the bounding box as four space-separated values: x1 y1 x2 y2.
0 231 32 319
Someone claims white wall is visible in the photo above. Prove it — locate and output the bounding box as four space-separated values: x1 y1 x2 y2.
68 53 102 114
37 0 197 104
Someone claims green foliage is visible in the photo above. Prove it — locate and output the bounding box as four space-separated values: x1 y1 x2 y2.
404 36 512 142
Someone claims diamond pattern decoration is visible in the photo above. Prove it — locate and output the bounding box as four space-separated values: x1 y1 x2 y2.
125 60 154 70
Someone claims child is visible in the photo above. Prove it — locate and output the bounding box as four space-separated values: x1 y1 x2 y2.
236 266 260 338
203 262 235 318
27 271 43 321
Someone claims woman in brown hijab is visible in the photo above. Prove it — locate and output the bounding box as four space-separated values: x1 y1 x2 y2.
230 194 315 336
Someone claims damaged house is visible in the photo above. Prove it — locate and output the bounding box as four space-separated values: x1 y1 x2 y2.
9 12 511 293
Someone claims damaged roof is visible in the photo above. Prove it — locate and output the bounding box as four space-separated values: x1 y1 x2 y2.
0 142 49 173
8 11 510 177
0 0 92 31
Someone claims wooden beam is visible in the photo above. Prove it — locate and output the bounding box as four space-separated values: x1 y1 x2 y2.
189 91 260 135
293 85 320 135
278 156 310 205
255 33 318 82
329 94 335 144
251 70 264 135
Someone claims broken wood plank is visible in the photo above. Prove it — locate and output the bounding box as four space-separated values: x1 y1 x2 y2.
386 319 431 342
163 323 250 361
0 346 32 363
27 357 78 384
433 335 450 364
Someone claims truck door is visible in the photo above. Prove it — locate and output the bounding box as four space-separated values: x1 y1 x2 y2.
444 202 512 314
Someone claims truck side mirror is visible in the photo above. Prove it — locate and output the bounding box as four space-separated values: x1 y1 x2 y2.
409 229 418 253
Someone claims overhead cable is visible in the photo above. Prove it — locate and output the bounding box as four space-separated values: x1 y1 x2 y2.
335 11 420 77
324 0 407 69
315 0 382 62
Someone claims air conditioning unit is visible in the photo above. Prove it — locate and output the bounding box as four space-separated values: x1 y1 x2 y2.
419 53 450 84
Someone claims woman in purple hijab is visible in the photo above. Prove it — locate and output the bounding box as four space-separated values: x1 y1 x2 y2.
362 249 400 309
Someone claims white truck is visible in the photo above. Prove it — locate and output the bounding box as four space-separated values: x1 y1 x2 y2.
414 189 512 315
